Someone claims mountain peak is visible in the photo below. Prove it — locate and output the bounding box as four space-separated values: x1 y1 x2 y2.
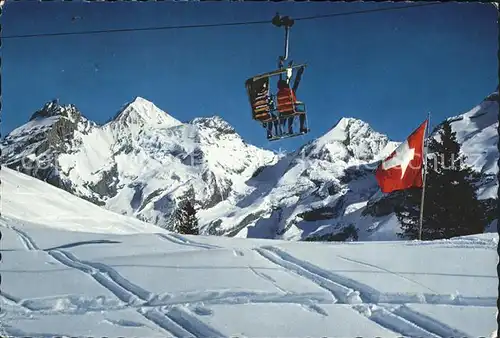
131 96 150 104
111 96 182 128
300 116 391 164
321 117 376 143
29 99 81 122
484 88 499 102
190 115 236 135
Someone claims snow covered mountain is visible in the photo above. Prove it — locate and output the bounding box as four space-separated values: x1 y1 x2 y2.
2 90 497 240
1 97 277 229
199 117 400 240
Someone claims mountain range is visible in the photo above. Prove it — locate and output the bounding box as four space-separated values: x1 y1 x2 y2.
2 90 497 240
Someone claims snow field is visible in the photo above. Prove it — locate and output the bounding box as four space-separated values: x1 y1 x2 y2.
1 220 497 337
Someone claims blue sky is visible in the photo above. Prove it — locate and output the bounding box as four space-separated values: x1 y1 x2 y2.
1 1 497 152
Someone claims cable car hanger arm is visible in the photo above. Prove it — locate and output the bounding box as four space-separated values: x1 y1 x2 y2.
249 63 307 82
272 13 295 70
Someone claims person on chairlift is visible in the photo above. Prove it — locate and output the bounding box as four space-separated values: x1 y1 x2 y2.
276 79 306 134
249 78 281 139
266 96 282 139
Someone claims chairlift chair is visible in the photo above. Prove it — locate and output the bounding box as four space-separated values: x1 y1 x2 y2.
245 13 310 141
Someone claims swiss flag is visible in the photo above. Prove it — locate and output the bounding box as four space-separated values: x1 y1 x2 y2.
375 119 428 193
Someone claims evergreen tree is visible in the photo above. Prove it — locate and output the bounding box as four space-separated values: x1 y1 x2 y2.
395 120 485 240
172 200 199 235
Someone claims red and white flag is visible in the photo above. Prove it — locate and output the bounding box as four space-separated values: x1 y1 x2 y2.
375 119 428 193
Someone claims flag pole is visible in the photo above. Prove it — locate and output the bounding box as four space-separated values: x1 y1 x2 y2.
418 112 431 240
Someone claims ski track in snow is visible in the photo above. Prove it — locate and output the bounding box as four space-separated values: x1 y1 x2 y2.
337 255 439 293
156 232 221 250
391 305 471 338
0 291 32 313
163 306 227 338
6 224 40 251
253 245 496 337
3 227 223 336
3 224 496 337
47 249 149 305
138 307 196 337
248 266 289 294
256 246 496 307
365 306 441 338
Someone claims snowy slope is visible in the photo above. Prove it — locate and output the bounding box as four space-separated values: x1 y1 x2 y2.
200 117 400 240
434 90 499 200
1 97 277 230
1 167 160 234
0 167 497 337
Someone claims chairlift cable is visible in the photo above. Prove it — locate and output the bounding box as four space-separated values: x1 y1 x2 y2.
2 2 444 39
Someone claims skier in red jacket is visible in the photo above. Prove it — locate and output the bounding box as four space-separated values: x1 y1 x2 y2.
276 79 306 134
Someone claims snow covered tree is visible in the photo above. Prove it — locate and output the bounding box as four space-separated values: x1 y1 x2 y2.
172 199 199 235
395 120 485 240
